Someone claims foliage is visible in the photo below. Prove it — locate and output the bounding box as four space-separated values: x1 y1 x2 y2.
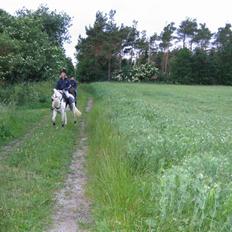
170 48 193 84
0 6 73 83
0 81 52 107
113 63 158 82
177 18 198 48
159 22 176 74
75 12 232 85
193 23 212 49
76 11 144 82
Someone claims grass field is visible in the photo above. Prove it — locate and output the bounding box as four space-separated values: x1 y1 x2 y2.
1 82 232 231
0 82 88 231
86 83 232 231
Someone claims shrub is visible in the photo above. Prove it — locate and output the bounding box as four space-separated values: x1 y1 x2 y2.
0 123 13 139
112 63 158 82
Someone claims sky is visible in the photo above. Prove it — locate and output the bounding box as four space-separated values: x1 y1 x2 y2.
1 0 232 64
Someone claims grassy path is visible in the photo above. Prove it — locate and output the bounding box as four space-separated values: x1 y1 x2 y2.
0 113 48 161
0 86 89 232
47 98 93 232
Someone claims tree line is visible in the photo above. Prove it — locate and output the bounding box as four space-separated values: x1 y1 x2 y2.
1 7 232 85
0 6 74 83
76 11 232 85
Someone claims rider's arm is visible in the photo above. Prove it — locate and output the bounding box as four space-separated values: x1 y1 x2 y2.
64 79 71 91
56 80 60 90
73 81 77 89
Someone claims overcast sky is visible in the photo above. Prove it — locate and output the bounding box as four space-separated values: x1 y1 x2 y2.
1 0 232 63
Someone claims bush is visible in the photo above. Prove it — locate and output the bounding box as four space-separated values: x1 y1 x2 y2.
112 63 159 82
0 81 51 107
0 123 13 139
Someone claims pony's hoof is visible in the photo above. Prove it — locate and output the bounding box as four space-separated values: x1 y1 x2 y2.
52 122 56 126
62 124 65 128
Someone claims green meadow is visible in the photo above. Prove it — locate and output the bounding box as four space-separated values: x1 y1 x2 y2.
86 83 232 231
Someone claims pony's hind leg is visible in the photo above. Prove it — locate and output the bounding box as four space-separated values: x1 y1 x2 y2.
64 112 67 125
71 103 77 124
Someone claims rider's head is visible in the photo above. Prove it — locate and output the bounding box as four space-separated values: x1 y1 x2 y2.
60 68 67 79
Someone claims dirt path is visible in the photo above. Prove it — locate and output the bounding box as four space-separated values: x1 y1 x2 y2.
47 98 93 232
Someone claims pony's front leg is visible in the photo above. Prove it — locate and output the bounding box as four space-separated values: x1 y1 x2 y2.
61 109 66 127
52 110 57 126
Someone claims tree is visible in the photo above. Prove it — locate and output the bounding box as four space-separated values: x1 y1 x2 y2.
65 57 75 77
214 23 232 49
76 10 133 81
148 33 159 64
191 48 213 84
0 9 14 33
17 5 72 46
170 48 193 84
213 24 232 84
193 23 212 50
133 30 148 64
177 18 198 49
0 7 71 83
159 22 176 74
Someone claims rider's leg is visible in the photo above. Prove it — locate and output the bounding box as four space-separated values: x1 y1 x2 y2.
64 90 75 110
74 91 77 105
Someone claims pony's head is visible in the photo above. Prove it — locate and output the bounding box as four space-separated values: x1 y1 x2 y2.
51 89 62 110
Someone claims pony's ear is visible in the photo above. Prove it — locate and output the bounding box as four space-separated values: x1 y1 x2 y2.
53 89 58 94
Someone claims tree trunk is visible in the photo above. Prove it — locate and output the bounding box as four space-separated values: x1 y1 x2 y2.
183 34 186 48
161 52 165 73
119 52 122 71
108 57 111 81
161 50 169 74
164 51 169 74
148 45 151 64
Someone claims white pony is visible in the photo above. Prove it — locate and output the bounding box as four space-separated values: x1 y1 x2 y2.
51 89 81 127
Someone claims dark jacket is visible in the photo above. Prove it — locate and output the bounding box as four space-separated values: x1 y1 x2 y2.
69 79 77 89
56 78 70 91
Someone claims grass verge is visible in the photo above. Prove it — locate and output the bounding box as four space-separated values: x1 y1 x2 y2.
86 95 153 231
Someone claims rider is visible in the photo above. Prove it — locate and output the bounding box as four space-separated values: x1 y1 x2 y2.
56 68 75 109
69 76 78 101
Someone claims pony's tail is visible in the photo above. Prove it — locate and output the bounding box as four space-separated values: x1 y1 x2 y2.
74 106 82 117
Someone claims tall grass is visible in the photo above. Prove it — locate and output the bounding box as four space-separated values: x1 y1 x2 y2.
0 81 53 147
0 82 88 231
87 102 153 231
0 81 54 107
86 83 232 231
